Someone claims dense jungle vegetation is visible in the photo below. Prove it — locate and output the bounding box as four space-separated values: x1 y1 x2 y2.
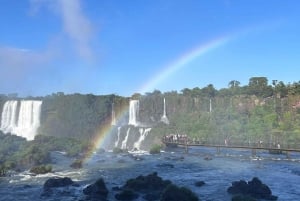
1 77 300 175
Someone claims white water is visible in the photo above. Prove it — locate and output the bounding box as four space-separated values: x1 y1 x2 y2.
121 127 131 149
161 98 169 124
0 100 42 140
111 102 116 126
0 100 18 133
133 128 152 150
128 100 139 126
114 127 121 147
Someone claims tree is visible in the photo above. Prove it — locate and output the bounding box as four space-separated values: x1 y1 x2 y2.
202 84 217 98
228 80 240 89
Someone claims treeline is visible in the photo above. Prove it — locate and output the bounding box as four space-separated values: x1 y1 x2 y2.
141 77 300 148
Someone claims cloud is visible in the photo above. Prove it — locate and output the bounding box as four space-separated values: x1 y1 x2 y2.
30 0 94 60
0 45 59 96
0 47 54 68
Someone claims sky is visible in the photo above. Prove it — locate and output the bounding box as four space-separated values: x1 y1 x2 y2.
1 0 300 97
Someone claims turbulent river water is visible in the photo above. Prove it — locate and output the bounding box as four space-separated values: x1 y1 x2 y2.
1 147 300 201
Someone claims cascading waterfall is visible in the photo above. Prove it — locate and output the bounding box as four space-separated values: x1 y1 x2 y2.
133 128 151 150
128 100 139 126
111 102 116 126
160 98 169 124
114 127 121 147
0 100 18 133
121 127 131 149
0 100 42 141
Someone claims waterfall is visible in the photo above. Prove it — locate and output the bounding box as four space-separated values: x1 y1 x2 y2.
209 98 212 113
114 127 121 147
121 127 131 149
161 98 169 124
0 100 42 141
0 100 18 133
128 100 139 126
133 128 151 150
111 102 116 126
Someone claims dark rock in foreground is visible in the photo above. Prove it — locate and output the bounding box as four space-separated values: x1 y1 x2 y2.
42 177 77 197
195 181 205 187
160 184 199 201
227 177 278 200
118 172 200 201
44 177 74 189
115 189 139 200
83 178 108 201
122 172 171 192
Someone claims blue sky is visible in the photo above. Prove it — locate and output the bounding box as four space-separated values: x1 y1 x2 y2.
1 0 300 97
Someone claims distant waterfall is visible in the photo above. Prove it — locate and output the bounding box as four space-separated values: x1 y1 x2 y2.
161 98 169 124
121 127 131 149
111 102 116 126
128 100 139 126
133 128 151 150
114 127 121 147
0 100 42 141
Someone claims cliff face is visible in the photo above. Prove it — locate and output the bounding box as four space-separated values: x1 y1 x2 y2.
1 93 300 149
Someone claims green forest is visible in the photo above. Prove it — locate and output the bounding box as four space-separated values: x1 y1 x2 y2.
1 77 300 175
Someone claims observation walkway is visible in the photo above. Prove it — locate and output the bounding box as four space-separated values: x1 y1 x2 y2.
162 137 300 158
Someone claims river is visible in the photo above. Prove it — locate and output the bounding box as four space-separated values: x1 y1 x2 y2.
0 147 299 201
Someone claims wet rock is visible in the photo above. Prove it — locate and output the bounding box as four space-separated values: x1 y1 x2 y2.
112 186 121 191
115 189 139 201
227 177 278 200
204 155 212 160
42 177 76 197
195 181 205 187
70 159 83 169
156 163 174 168
83 178 108 201
123 172 171 192
142 193 160 201
160 184 199 201
44 177 74 189
232 195 256 201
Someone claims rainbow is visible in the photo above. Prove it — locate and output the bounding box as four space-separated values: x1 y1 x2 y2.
139 35 232 94
83 36 231 163
82 21 281 162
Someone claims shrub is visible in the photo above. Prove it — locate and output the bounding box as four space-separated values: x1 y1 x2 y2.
30 164 52 174
149 144 161 154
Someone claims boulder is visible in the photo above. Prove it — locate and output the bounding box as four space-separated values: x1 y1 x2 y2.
160 184 199 201
122 172 171 192
44 177 74 189
42 177 75 197
115 189 139 201
195 181 205 187
83 178 108 201
227 177 278 200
